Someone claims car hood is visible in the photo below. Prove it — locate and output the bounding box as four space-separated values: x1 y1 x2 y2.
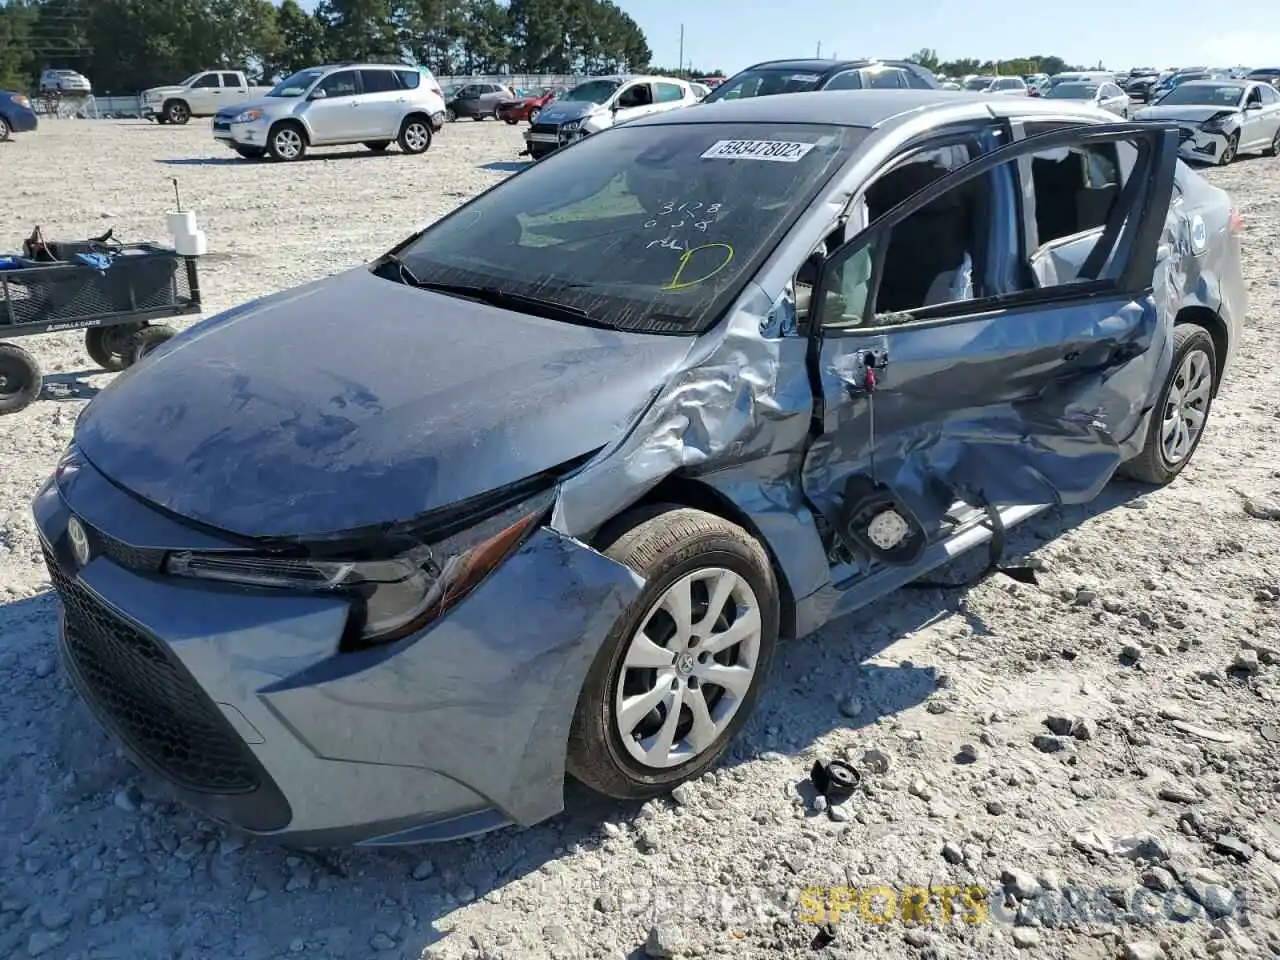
1134 104 1239 123
144 85 186 97
535 100 602 124
73 268 695 540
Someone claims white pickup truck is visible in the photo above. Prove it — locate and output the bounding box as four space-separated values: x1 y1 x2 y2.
141 70 273 125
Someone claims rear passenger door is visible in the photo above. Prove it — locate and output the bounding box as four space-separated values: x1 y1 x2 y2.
653 81 689 114
800 123 1181 559
358 68 404 137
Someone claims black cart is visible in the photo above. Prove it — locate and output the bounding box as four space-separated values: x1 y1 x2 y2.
0 234 202 415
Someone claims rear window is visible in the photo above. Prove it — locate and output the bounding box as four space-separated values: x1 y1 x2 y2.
397 69 421 90
393 122 867 334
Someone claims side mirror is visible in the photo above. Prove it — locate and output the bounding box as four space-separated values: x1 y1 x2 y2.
308 87 327 100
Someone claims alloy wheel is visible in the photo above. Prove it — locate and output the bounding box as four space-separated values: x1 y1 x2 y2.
1161 347 1213 465
273 128 302 160
403 122 430 152
1220 134 1238 165
613 567 762 770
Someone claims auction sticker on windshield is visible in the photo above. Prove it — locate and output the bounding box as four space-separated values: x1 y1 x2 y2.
700 139 817 162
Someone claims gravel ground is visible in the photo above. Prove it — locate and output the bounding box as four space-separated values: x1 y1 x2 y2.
1 118 1279 960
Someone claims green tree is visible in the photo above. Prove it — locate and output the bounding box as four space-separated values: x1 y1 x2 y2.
906 47 939 72
315 0 400 63
269 0 329 78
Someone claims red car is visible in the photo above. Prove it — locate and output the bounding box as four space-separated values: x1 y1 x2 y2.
496 87 563 125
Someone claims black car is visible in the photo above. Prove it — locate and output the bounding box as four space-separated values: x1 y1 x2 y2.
700 58 939 103
1123 73 1162 102
1247 68 1280 90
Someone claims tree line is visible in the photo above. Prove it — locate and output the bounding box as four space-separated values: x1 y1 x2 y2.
0 0 653 93
906 48 1090 79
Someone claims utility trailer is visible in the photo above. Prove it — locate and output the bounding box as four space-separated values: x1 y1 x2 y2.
0 230 201 415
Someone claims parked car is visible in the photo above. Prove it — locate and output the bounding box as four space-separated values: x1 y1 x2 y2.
962 75 996 91
690 82 711 100
211 63 447 161
1123 72 1163 102
496 87 562 125
446 81 515 121
1149 69 1215 103
1023 73 1049 96
523 74 698 160
977 77 1029 96
0 90 38 141
1246 68 1280 90
38 69 91 95
38 89 1243 846
142 70 273 125
701 58 940 103
1134 79 1280 164
1043 79 1131 117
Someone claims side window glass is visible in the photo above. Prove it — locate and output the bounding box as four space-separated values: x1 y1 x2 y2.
617 84 652 108
317 71 359 98
1029 142 1122 247
359 70 399 94
397 69 421 90
1261 85 1279 104
192 74 219 89
817 144 985 328
862 69 903 89
904 70 934 90
220 73 242 87
823 70 863 91
655 82 685 103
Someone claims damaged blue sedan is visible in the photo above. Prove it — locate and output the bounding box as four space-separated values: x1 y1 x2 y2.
34 90 1245 846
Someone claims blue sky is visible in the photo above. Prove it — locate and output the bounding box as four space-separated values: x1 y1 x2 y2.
295 1 1276 76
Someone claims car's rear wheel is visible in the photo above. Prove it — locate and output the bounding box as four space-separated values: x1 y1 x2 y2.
567 506 779 800
1118 324 1217 485
445 107 456 122
0 342 43 415
85 323 144 371
1219 132 1239 165
267 122 306 161
397 117 432 154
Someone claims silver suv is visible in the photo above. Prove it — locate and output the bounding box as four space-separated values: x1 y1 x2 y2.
212 63 447 161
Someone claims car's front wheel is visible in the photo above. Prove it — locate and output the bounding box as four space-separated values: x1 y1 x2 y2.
267 122 306 161
1219 132 1239 165
1118 324 1218 485
567 506 779 800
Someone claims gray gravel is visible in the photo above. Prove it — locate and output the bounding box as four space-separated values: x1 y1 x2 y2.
2 119 1279 960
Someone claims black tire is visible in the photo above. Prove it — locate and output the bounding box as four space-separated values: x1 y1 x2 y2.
471 115 484 121
0 342 43 415
155 116 169 126
163 100 190 125
397 116 432 154
1118 324 1218 485
234 146 266 159
85 323 144 372
528 108 540 124
504 117 518 125
129 324 177 364
1266 128 1280 157
492 106 501 121
566 505 779 800
364 140 391 151
0 116 10 142
1219 131 1239 166
267 121 306 161
445 107 456 122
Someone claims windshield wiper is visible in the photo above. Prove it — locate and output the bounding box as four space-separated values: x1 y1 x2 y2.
376 252 423 286
412 281 617 330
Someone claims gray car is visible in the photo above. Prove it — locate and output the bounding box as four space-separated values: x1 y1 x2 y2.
446 81 515 121
1044 79 1131 117
35 91 1244 847
1135 79 1280 164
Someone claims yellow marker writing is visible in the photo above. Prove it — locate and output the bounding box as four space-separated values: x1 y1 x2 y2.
663 243 734 290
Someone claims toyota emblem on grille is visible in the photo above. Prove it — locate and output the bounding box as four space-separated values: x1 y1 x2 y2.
67 516 91 568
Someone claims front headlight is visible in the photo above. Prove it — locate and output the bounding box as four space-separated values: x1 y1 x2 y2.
164 489 552 647
233 109 263 124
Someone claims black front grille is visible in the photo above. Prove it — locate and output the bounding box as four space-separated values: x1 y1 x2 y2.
43 544 261 795
83 521 165 573
529 122 559 137
213 121 231 132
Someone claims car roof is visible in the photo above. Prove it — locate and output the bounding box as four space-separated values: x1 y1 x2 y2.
741 58 913 73
627 88 1109 130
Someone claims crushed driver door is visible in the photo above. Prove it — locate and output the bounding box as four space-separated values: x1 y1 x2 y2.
800 121 1180 571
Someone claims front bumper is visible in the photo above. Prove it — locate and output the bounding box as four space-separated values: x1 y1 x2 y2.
1176 126 1230 163
33 454 642 846
212 115 270 149
523 124 587 157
